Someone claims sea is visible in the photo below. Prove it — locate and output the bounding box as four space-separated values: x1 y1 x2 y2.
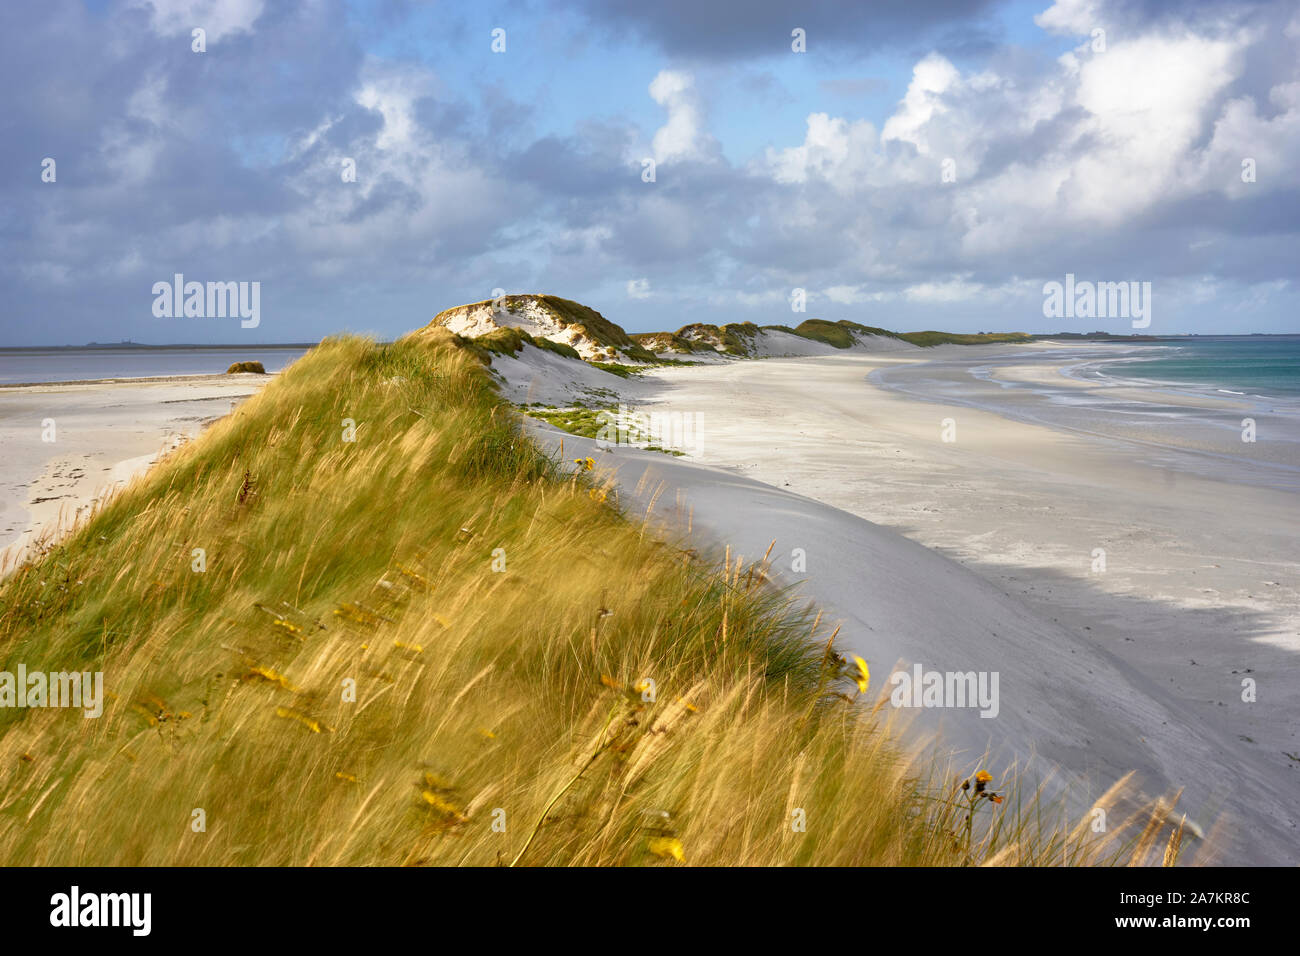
868 333 1300 494
0 346 313 386
1076 335 1300 401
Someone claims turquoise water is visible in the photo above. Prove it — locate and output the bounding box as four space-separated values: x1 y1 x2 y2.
1090 335 1300 399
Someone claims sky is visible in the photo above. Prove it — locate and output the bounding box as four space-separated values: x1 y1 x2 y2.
1 0 1298 345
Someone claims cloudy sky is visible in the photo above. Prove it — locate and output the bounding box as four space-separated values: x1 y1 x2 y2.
2 0 1298 345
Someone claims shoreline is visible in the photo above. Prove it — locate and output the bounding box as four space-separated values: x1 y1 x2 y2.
1060 356 1300 410
0 371 272 390
0 373 273 570
868 347 1300 493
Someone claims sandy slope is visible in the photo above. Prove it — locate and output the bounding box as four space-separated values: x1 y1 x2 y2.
517 341 1300 865
524 410 1298 865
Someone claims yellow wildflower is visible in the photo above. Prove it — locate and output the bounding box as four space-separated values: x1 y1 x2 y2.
275 706 329 734
396 564 430 587
334 603 383 626
420 789 468 824
422 772 455 791
272 618 303 637
246 664 299 692
851 655 870 693
648 836 686 863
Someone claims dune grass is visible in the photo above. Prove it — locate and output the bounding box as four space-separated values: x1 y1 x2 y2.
783 320 1034 350
0 331 1181 866
523 405 686 457
898 330 1034 347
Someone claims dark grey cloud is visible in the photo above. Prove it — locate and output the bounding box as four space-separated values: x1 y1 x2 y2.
569 0 1004 61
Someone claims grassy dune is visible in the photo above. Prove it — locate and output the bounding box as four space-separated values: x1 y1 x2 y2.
784 319 1033 350
0 332 1179 866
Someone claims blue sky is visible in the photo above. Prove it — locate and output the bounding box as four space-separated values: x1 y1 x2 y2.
1 0 1298 345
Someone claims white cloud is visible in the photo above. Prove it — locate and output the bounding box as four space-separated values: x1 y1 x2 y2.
823 284 878 305
131 0 265 41
881 54 961 153
354 66 435 153
649 70 712 162
768 113 851 184
627 278 651 299
279 62 516 263
903 277 1004 303
758 2 1297 270
1034 0 1102 37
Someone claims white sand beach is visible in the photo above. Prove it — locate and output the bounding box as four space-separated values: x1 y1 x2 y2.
516 341 1300 865
0 374 269 571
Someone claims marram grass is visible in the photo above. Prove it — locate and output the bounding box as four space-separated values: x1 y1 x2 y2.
0 331 1183 866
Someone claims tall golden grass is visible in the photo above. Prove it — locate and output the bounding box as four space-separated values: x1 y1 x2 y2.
0 331 1185 865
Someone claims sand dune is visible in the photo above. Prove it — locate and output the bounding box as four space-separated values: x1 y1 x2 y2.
3 341 1296 863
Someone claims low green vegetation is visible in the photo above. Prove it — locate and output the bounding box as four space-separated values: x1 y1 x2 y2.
788 319 867 349
782 319 1033 350
524 405 611 439
898 330 1034 347
459 326 583 362
587 361 639 379
523 405 686 457
226 361 266 374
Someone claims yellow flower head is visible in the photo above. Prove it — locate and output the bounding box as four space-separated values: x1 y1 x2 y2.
852 655 870 693
648 836 686 863
975 770 993 785
275 706 328 734
272 618 303 636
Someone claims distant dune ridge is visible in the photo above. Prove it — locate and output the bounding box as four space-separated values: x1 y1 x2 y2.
429 294 656 363
425 293 1028 368
420 294 1030 408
